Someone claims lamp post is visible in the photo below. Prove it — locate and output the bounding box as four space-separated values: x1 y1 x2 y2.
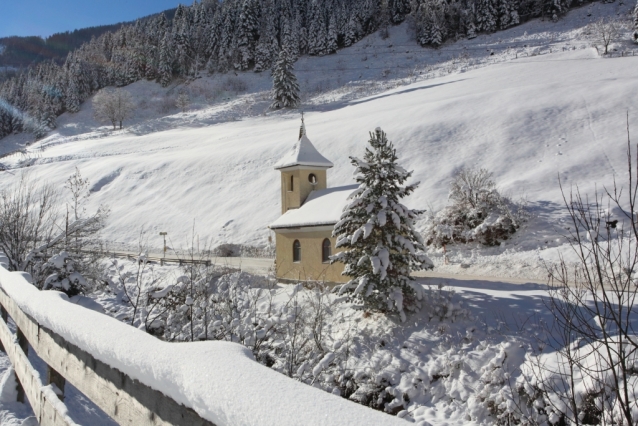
159 232 168 259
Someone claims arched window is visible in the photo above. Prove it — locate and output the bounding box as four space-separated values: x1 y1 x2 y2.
322 238 331 263
293 240 301 262
289 175 294 191
308 173 317 184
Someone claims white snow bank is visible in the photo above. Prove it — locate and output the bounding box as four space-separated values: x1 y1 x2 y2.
0 266 406 426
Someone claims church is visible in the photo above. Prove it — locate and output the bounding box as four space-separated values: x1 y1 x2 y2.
269 119 356 283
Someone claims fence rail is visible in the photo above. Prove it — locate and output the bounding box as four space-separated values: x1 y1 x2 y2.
0 285 215 426
101 250 214 266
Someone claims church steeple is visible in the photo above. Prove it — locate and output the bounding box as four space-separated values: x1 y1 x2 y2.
275 117 332 213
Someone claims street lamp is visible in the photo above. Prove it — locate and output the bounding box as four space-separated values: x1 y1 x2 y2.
159 232 168 258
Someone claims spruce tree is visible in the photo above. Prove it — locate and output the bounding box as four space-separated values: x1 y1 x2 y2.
270 49 300 109
476 0 497 33
308 4 327 56
327 15 339 53
389 0 410 23
158 31 174 87
332 128 433 321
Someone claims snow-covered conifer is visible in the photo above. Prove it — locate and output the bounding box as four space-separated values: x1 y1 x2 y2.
633 0 638 42
389 0 411 23
498 0 519 30
308 4 328 56
475 0 497 33
344 17 358 47
270 49 300 109
237 0 260 70
327 15 339 53
158 31 174 87
332 128 433 321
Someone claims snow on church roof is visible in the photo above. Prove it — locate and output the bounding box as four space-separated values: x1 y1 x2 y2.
270 184 359 229
274 121 334 170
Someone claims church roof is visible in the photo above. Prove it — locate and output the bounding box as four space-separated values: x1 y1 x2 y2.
270 184 359 229
274 121 334 170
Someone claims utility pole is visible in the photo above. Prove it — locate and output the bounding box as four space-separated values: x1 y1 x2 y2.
159 232 168 264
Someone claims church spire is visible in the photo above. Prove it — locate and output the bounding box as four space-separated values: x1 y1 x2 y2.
298 112 306 140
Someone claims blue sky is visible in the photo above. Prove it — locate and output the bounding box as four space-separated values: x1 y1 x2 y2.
0 0 187 38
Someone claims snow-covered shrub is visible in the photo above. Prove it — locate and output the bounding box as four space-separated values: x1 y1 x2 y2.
332 128 433 321
424 167 528 247
423 284 470 323
224 76 248 93
518 339 638 426
42 252 88 297
105 254 172 330
212 243 274 258
157 95 175 113
213 243 241 257
160 270 269 343
159 270 346 379
175 92 190 112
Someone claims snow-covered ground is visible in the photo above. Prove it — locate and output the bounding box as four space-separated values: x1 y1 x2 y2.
2 259 631 426
0 3 635 275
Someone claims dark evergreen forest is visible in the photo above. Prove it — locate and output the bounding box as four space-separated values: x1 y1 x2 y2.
0 0 591 141
0 9 178 70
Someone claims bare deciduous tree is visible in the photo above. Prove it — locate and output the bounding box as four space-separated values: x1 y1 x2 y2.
588 17 623 55
520 118 638 425
0 173 59 273
0 172 108 288
93 88 136 129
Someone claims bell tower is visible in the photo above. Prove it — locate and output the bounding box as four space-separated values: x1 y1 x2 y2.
274 116 334 214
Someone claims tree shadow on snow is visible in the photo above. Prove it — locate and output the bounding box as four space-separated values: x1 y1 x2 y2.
302 79 469 114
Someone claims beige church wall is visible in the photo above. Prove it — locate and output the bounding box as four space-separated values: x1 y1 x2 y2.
280 169 328 214
274 230 347 284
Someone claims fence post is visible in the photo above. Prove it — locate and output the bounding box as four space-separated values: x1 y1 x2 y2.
16 327 27 403
47 367 66 402
0 306 6 353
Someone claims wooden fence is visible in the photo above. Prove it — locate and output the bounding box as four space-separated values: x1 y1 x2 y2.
0 286 215 426
100 250 214 267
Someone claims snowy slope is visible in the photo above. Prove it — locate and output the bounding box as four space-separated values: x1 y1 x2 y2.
0 2 635 258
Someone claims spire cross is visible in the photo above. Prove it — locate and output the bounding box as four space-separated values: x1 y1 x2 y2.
299 112 306 140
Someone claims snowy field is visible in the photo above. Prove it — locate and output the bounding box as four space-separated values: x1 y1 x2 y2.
0 3 635 285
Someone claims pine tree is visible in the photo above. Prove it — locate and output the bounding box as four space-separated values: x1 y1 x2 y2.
270 49 300 109
498 0 519 30
331 128 433 321
308 3 327 56
327 15 339 53
476 0 497 33
379 0 391 39
389 0 411 23
65 75 81 113
237 0 260 70
344 16 358 47
158 31 174 87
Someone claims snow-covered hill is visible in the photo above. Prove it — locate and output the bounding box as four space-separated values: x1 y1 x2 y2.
0 1 635 273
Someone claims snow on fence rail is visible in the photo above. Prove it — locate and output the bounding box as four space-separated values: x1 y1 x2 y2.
0 257 405 426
